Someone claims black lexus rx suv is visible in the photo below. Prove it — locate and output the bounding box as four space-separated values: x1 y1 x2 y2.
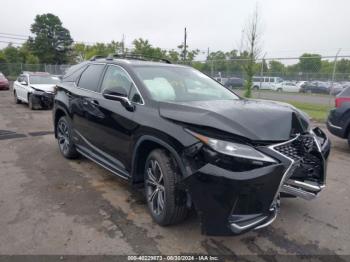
53 54 330 235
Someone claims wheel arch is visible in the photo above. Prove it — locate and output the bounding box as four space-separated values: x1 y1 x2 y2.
131 136 187 185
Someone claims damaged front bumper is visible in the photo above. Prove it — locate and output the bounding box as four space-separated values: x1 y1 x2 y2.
182 128 330 235
31 90 55 108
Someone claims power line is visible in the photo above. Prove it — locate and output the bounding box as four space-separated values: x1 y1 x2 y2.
0 35 28 41
0 32 29 38
0 40 24 45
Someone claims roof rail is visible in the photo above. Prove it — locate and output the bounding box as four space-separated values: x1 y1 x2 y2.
90 55 105 61
106 53 172 64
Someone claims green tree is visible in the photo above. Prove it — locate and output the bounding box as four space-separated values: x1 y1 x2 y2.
28 13 73 64
298 53 322 73
3 44 21 63
243 6 261 98
268 60 285 75
18 43 39 64
132 38 167 58
337 59 350 73
0 51 6 63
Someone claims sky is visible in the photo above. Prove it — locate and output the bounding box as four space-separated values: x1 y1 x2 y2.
0 0 349 60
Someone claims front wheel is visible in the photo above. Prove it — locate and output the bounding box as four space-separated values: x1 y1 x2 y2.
144 149 188 226
28 94 36 110
277 88 282 92
56 116 79 159
253 86 259 91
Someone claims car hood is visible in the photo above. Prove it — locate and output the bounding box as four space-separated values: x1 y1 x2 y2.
158 99 310 142
30 84 55 92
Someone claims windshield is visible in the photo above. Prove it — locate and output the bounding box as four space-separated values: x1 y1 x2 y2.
133 66 239 102
29 75 60 85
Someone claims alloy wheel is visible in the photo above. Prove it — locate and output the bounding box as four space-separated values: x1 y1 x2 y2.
57 120 70 155
145 159 165 216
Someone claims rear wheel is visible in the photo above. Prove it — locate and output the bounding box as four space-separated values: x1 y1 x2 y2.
277 88 282 92
14 91 21 104
144 149 188 226
56 116 79 159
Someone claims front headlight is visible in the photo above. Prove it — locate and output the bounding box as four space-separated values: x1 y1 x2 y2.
32 89 45 95
186 130 276 163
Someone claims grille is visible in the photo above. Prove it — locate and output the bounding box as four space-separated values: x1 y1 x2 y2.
274 135 317 161
273 134 324 182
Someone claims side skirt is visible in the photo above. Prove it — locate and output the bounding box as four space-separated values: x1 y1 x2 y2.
76 146 130 180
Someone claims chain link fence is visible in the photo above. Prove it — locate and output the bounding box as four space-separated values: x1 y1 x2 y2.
1 55 349 98
0 63 71 79
180 56 350 102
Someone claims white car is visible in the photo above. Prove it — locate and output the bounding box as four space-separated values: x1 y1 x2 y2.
274 81 300 92
252 76 284 90
13 72 60 109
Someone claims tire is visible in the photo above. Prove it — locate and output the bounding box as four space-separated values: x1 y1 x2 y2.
56 116 79 159
348 132 350 148
28 94 36 110
144 149 188 226
277 88 282 92
253 86 259 91
14 91 21 104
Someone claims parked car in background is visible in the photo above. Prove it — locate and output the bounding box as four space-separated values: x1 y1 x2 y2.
224 77 244 89
299 81 330 94
53 54 330 236
273 81 300 92
330 82 345 96
252 76 283 90
0 72 10 90
327 87 350 147
13 72 60 109
296 81 307 89
213 76 228 85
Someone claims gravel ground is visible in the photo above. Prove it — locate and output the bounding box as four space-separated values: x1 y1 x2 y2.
0 89 349 258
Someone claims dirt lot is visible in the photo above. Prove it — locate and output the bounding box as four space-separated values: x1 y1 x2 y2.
0 89 349 257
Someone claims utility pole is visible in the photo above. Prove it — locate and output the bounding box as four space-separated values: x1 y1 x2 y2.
183 27 187 62
329 48 342 110
239 29 244 56
258 52 267 99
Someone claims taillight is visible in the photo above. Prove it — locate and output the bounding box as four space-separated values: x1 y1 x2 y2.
335 97 350 108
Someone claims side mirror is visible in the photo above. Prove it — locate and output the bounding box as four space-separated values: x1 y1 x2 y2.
20 81 28 85
102 87 135 111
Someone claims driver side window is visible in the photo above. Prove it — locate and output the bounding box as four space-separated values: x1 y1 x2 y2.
101 66 133 95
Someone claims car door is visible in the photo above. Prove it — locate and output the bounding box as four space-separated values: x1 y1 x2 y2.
285 82 293 92
21 75 30 102
89 64 140 171
14 75 27 100
70 63 106 151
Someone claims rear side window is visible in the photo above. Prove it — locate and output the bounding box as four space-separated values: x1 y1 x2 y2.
78 64 105 92
63 62 88 83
